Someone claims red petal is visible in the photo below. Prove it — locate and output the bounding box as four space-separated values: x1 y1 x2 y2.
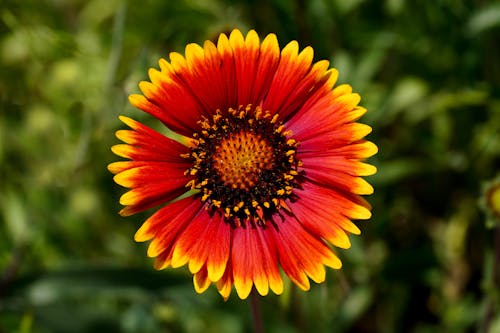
108 161 188 175
113 163 189 216
193 265 211 294
215 260 234 300
270 217 342 288
231 224 283 297
171 208 212 268
251 32 280 105
229 30 257 106
113 164 187 188
118 183 187 216
287 198 353 249
137 197 203 256
253 226 284 296
231 226 256 299
206 214 231 282
262 42 310 112
128 93 198 137
187 213 229 275
298 123 372 153
296 181 372 220
288 93 364 143
109 116 190 165
301 155 377 176
304 168 374 195
216 32 238 108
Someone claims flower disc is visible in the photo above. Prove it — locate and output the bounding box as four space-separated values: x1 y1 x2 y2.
185 105 300 225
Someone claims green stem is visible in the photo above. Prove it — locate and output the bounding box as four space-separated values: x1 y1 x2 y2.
250 288 264 333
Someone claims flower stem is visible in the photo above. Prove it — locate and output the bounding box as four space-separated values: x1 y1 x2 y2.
250 288 264 333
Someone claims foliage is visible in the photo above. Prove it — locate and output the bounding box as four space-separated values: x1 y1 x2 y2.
1 0 499 332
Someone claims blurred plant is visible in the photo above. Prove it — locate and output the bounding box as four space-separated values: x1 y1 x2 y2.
479 176 500 333
481 176 500 229
1 0 499 332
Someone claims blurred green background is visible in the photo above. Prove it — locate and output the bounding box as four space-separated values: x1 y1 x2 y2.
1 0 499 332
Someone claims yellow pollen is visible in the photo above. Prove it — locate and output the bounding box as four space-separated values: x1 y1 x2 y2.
213 131 275 190
185 104 303 224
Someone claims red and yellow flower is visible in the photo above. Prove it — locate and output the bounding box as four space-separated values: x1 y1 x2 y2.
109 29 377 299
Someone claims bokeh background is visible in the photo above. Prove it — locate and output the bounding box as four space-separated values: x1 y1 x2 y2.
1 0 499 332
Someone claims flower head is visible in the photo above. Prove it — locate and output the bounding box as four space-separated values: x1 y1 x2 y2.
109 29 377 299
481 175 500 228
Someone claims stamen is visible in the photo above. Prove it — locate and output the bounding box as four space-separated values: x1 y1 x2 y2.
183 104 302 224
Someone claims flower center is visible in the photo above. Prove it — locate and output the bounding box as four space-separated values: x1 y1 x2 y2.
184 105 302 225
213 131 274 191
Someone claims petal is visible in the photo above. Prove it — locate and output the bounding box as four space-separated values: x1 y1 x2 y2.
201 39 231 110
109 116 190 165
300 140 378 160
113 164 186 188
284 68 338 129
262 42 319 120
230 29 261 106
251 32 280 104
299 123 373 152
231 226 256 299
193 265 211 294
118 183 187 216
231 223 283 298
297 181 372 221
253 226 284 296
216 32 237 108
180 42 231 113
300 151 377 196
206 214 231 282
136 77 203 136
301 155 377 176
304 168 374 195
113 164 189 216
187 213 230 275
269 217 342 290
108 160 148 174
289 93 365 143
279 218 341 272
108 160 188 175
288 198 353 249
171 208 211 268
137 197 202 256
153 245 176 270
215 260 234 300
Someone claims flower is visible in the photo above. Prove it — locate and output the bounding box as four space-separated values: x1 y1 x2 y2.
480 175 500 228
108 29 377 299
